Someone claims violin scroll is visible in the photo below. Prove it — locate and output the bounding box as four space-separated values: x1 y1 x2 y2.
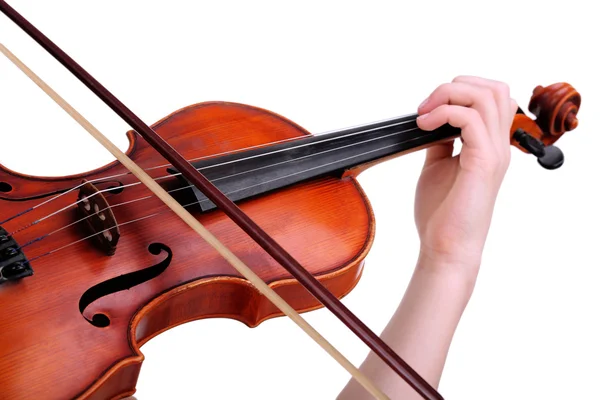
510 82 581 169
529 83 581 140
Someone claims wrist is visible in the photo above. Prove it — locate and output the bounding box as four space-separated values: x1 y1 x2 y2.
416 245 482 291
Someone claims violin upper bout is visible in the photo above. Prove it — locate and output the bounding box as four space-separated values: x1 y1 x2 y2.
0 130 138 201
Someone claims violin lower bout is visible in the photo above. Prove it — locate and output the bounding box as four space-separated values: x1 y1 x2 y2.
0 102 376 400
90 178 374 400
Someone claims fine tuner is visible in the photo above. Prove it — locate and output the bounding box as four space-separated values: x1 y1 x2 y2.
0 1 582 399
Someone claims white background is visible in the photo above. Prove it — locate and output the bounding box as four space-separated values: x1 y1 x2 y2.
1 1 599 399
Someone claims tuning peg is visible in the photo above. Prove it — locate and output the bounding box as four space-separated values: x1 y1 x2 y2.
536 145 564 170
510 83 580 170
512 128 564 170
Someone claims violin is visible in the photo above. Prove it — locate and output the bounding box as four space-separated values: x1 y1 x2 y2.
0 2 583 400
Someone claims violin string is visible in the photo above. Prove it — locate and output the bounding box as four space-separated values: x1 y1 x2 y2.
2 116 416 228
27 138 418 263
17 193 155 250
27 213 159 264
0 137 310 226
0 131 333 226
8 173 176 236
0 38 407 400
17 127 421 251
6 118 418 237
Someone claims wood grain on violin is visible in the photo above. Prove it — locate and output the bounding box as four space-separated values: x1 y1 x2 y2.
0 2 586 397
0 103 378 399
0 87 579 399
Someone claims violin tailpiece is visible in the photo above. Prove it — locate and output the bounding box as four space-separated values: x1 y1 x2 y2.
0 227 33 284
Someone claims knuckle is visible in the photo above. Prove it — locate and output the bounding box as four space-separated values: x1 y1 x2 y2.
487 80 510 100
433 82 452 98
457 107 484 129
488 80 510 97
479 87 496 104
464 107 481 121
496 81 510 97
434 103 451 115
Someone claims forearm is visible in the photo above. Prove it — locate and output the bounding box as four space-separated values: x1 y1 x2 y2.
338 253 478 400
338 75 513 399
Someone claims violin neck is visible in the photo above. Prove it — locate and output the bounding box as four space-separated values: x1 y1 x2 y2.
168 115 460 212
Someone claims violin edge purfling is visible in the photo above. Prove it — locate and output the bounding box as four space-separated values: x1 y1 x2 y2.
0 4 445 396
0 84 581 398
0 2 582 399
0 100 378 400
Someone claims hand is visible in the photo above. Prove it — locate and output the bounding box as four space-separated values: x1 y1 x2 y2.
415 76 518 277
338 76 517 400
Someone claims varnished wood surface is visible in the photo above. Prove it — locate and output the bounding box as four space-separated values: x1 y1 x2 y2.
511 83 581 152
0 103 375 399
0 82 583 399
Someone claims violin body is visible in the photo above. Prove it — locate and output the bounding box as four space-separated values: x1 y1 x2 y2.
0 75 581 399
0 103 376 400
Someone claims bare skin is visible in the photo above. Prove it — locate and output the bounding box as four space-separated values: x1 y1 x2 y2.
338 76 518 400
126 76 515 400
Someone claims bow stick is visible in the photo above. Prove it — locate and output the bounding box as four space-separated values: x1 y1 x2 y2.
0 42 388 400
0 1 441 399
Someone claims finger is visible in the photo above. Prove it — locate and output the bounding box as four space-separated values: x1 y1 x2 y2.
417 104 490 151
418 82 499 134
506 98 519 145
424 141 454 167
452 76 511 132
510 98 518 115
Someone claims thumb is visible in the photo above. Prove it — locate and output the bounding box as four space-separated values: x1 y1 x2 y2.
424 140 454 167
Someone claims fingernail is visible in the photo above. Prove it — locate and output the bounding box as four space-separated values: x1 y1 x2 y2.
417 113 429 121
418 97 429 109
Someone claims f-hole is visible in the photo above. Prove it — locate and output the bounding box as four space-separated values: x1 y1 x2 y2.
0 182 13 193
79 242 173 327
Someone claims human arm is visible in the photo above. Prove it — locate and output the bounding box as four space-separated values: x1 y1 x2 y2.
337 76 517 399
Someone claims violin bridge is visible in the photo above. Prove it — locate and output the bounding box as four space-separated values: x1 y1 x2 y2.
77 180 120 256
